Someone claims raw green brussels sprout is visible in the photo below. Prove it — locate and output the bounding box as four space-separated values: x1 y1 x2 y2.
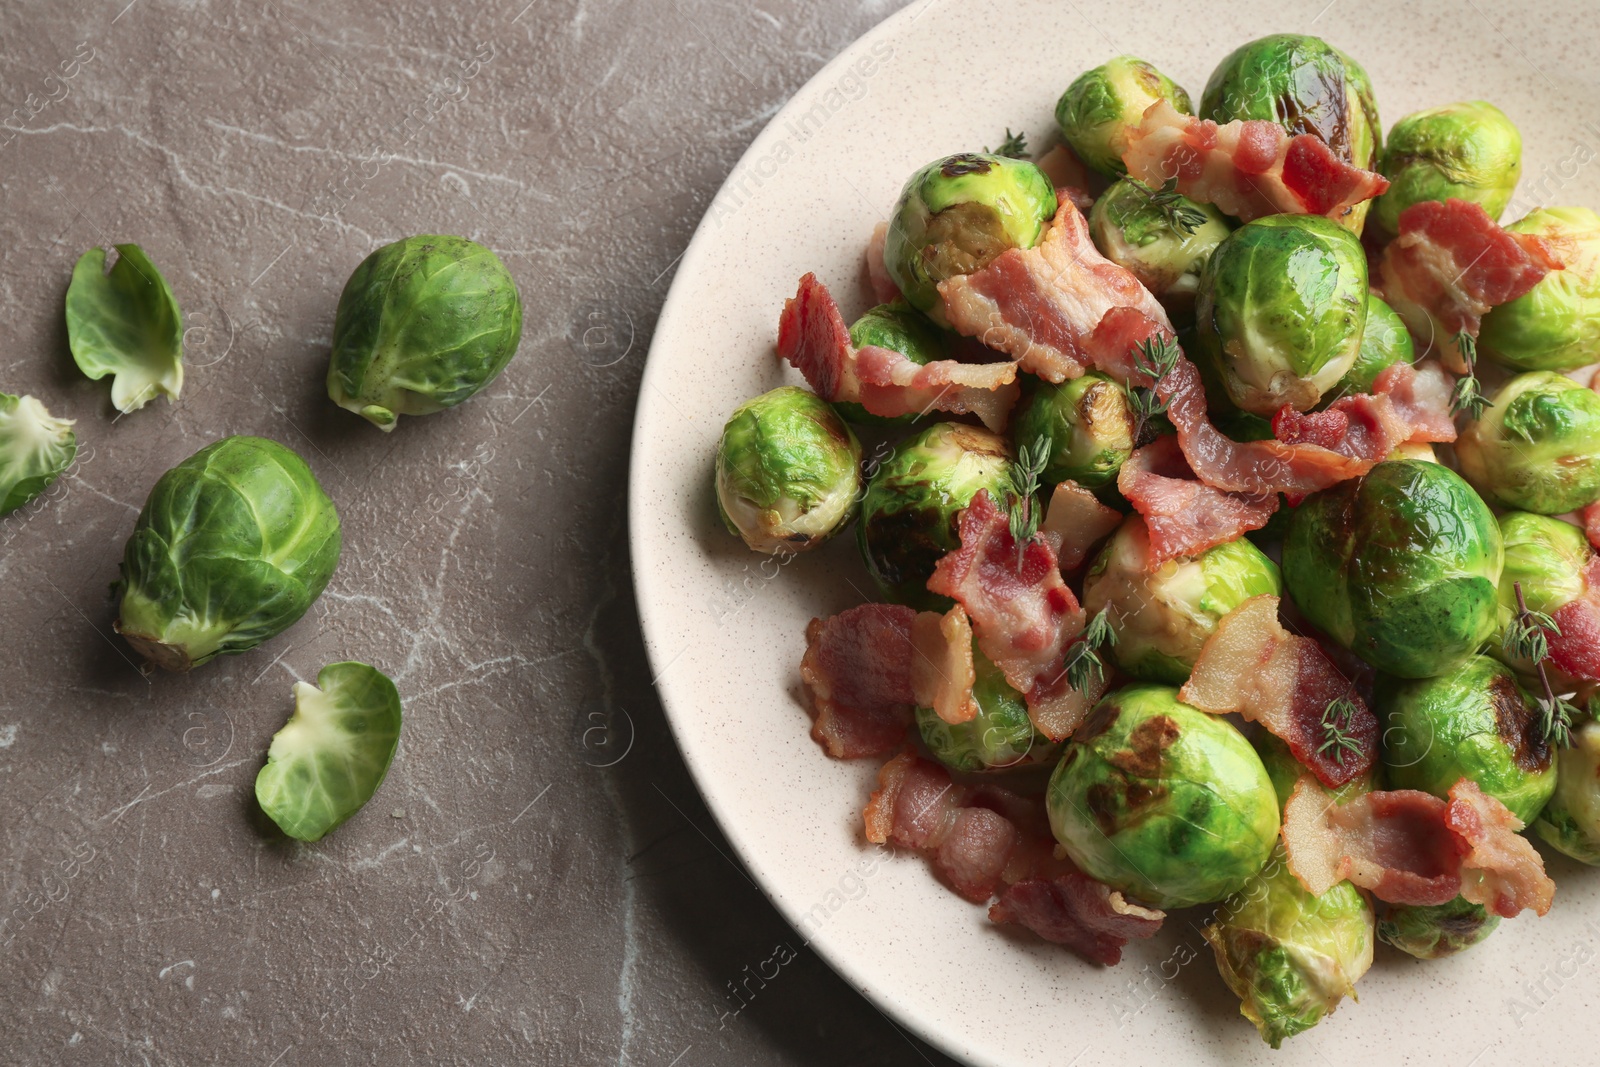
1533 717 1600 864
115 436 342 672
1254 732 1376 813
1479 207 1600 372
0 393 76 517
1284 460 1502 678
1456 371 1600 514
716 386 862 555
1055 56 1193 176
916 644 1060 772
1494 512 1589 676
1204 844 1373 1048
1200 34 1380 232
1194 215 1369 416
1010 371 1135 489
1327 294 1414 400
1088 178 1231 316
1378 897 1500 959
858 421 1012 609
1083 517 1281 684
883 154 1056 322
837 301 951 427
1374 102 1522 235
64 243 184 414
255 661 402 842
1047 684 1279 908
1378 655 1555 823
327 235 523 430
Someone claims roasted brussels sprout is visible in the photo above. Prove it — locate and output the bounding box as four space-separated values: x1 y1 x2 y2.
716 386 862 555
1082 517 1281 684
1493 512 1590 676
917 644 1060 772
1010 372 1135 489
1327 294 1414 400
1378 655 1555 823
858 421 1012 609
1479 207 1600 372
64 243 184 414
1378 897 1500 959
1283 460 1502 678
1374 102 1522 235
1204 843 1373 1048
838 300 950 427
1194 214 1369 416
1254 731 1376 812
0 393 76 517
1456 371 1600 515
115 436 342 672
883 154 1056 321
1088 177 1231 315
1047 684 1279 908
1055 56 1193 176
327 235 523 431
1533 716 1600 864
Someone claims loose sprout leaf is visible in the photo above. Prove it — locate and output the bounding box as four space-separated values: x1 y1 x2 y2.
255 662 402 842
0 393 77 517
64 244 184 413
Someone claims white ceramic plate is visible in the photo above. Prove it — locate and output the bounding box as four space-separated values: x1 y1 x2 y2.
629 3 1600 1063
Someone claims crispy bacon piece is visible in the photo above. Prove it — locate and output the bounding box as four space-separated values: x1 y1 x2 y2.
909 604 979 724
777 273 1021 431
937 200 1172 383
1377 198 1561 371
1121 101 1388 222
1041 480 1121 571
989 872 1165 967
1033 145 1095 207
1179 595 1376 787
1583 501 1600 554
864 222 900 304
1116 436 1277 564
1447 779 1556 918
1547 556 1600 683
801 604 918 759
1370 361 1458 443
926 491 1100 739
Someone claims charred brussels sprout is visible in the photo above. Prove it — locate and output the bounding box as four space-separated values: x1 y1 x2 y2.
1204 844 1373 1048
883 154 1056 322
1195 215 1369 416
1083 517 1281 685
1479 207 1600 372
858 422 1012 609
1456 371 1600 514
0 393 76 517
1010 372 1135 489
1055 56 1193 176
1493 512 1590 676
1047 684 1279 908
115 436 342 672
715 386 861 555
1327 294 1414 400
1089 178 1231 316
1377 655 1555 823
1533 716 1600 864
1378 897 1500 959
1283 460 1502 678
1374 102 1522 235
327 235 523 431
837 301 950 427
917 644 1060 772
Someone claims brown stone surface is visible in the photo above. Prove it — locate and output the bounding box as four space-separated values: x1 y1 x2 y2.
0 1 956 1063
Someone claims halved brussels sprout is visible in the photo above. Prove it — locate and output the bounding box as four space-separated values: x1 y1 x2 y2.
1374 102 1522 235
838 300 951 427
1378 897 1500 959
1047 684 1279 908
115 436 342 672
1456 371 1600 515
1010 371 1135 490
1055 56 1193 177
716 386 861 555
65 244 184 413
327 235 523 430
1083 517 1281 685
1327 294 1414 401
255 661 402 842
883 154 1056 322
1284 460 1502 678
1533 716 1600 864
1494 512 1589 678
917 643 1060 772
1204 843 1373 1048
1479 207 1600 372
858 421 1013 610
1089 178 1231 317
1194 214 1369 416
0 394 76 517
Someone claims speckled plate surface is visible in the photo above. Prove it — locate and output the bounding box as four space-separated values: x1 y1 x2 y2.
630 2 1600 1063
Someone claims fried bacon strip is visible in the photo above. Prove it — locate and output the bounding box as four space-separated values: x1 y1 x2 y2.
864 222 900 304
1546 556 1600 683
1179 596 1377 787
1116 436 1277 565
1040 479 1121 572
989 872 1165 967
909 604 979 725
1121 100 1388 223
1447 779 1556 918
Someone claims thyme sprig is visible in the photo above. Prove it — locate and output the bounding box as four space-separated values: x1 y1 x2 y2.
1064 607 1117 695
1507 580 1576 748
1128 333 1182 445
1005 437 1051 568
1449 330 1490 420
1128 176 1210 236
1318 693 1364 767
989 128 1029 159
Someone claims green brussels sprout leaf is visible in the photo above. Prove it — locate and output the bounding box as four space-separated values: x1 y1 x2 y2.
64 244 184 414
1534 715 1600 864
0 393 77 517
